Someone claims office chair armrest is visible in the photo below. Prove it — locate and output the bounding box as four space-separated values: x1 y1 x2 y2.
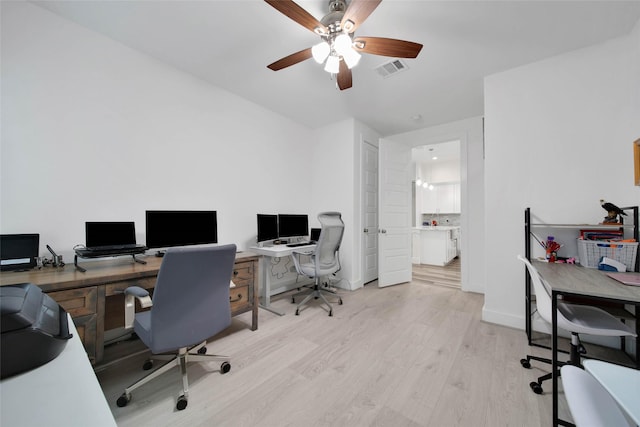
124 286 153 329
290 249 314 277
292 249 314 256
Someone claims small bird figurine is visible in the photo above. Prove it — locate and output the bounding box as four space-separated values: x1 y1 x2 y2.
600 199 627 223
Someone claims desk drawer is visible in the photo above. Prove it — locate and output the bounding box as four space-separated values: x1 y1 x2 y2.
105 277 156 296
230 285 250 313
48 287 98 317
232 261 254 286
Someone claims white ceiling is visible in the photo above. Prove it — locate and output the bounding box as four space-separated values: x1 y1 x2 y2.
413 139 459 164
32 0 640 136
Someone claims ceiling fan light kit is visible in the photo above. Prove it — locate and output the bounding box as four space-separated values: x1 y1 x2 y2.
265 0 423 91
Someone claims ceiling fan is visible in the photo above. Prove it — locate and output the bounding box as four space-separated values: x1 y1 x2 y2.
265 0 423 90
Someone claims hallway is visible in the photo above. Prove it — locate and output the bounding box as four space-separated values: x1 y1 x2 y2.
412 258 461 289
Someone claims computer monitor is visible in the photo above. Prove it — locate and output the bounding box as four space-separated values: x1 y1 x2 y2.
145 210 217 249
277 214 309 238
257 214 278 242
0 234 40 271
310 228 321 242
85 222 137 248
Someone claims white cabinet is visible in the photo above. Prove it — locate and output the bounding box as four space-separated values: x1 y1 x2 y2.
421 187 438 213
421 183 460 214
419 227 459 266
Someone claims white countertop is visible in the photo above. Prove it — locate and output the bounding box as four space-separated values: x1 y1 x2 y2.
415 226 460 231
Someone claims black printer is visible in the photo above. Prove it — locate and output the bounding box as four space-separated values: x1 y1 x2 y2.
1 283 72 379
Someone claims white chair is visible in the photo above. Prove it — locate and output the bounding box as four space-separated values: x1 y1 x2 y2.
290 212 344 316
517 255 636 394
561 365 633 427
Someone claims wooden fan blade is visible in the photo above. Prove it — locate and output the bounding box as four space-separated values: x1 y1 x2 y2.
341 0 382 33
353 36 423 58
267 48 313 71
264 0 326 34
337 60 352 91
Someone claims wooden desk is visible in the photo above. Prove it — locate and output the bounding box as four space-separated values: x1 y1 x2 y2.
534 261 640 426
0 252 259 365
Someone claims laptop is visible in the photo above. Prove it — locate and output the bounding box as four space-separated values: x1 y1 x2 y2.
85 222 145 252
606 272 640 286
0 234 40 271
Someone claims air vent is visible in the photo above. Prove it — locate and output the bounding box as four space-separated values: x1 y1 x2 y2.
374 59 408 79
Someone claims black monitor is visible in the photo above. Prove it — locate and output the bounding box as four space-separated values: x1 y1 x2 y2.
85 222 136 248
310 228 321 242
257 214 278 242
145 210 217 249
0 234 40 271
277 214 309 238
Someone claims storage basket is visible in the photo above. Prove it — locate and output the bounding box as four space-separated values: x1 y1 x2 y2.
577 239 638 270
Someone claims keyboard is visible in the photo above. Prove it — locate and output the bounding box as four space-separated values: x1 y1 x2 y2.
286 242 312 248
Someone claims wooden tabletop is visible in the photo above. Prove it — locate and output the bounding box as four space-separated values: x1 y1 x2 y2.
533 260 640 304
0 251 258 292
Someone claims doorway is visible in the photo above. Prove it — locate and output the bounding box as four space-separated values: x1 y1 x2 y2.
411 141 462 287
361 140 379 285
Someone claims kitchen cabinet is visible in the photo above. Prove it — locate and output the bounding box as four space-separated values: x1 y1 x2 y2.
421 183 460 214
419 226 459 266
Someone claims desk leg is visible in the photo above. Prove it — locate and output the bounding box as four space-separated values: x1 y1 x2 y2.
552 291 559 426
258 256 285 316
636 303 639 370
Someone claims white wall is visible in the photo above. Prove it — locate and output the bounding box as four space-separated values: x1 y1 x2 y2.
0 1 315 261
483 29 640 329
419 159 460 184
388 117 486 294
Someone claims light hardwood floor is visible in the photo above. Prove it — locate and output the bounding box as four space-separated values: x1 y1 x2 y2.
412 258 461 289
97 279 583 427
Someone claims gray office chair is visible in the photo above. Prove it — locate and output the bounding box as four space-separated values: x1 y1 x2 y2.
290 212 344 316
561 365 633 427
517 255 636 394
116 244 236 411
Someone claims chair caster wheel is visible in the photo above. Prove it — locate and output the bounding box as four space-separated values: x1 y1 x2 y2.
176 396 188 411
530 382 543 394
143 360 153 370
520 359 531 369
295 309 300 315
220 361 231 374
116 393 130 407
338 299 343 305
291 297 295 303
198 346 207 355
328 310 333 317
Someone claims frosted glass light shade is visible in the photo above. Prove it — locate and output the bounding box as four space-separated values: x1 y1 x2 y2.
334 33 352 55
324 55 340 73
311 41 330 64
342 48 361 69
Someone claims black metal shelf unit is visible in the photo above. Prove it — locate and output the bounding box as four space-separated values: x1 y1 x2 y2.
523 206 639 346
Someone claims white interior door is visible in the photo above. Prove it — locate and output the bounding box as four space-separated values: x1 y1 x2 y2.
378 138 412 288
362 140 378 284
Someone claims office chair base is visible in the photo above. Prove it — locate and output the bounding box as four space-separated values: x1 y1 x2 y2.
116 341 230 410
292 284 342 316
